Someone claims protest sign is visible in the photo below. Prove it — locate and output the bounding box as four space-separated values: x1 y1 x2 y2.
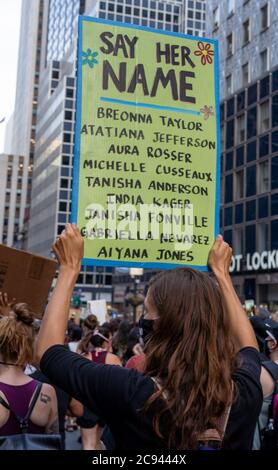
0 244 57 317
88 299 108 325
72 17 220 270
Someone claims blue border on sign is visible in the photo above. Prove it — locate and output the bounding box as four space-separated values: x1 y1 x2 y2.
71 16 220 272
71 17 83 224
214 40 221 247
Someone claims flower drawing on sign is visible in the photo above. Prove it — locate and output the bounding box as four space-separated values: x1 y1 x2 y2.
200 105 214 120
194 42 214 65
82 48 99 68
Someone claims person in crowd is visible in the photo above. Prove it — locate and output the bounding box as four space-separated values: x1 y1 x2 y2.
256 306 271 319
67 324 82 352
25 319 83 448
112 319 132 362
76 324 121 450
0 304 58 436
125 327 145 372
82 314 98 336
36 225 262 450
250 317 278 449
271 311 278 323
77 314 98 355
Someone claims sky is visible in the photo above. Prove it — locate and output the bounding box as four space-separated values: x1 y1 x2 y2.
0 0 22 153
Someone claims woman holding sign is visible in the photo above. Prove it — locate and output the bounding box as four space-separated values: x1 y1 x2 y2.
36 224 262 450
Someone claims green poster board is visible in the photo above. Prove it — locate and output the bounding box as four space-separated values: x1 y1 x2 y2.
72 17 220 271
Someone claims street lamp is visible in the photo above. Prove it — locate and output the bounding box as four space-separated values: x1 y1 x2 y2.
129 268 144 324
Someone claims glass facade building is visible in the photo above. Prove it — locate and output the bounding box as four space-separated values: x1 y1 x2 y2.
220 66 278 308
207 0 278 309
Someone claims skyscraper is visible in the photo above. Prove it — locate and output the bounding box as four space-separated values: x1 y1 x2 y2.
27 0 206 303
206 0 278 100
0 0 44 248
206 0 278 308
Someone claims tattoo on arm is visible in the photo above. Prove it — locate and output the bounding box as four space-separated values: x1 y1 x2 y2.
40 393 51 404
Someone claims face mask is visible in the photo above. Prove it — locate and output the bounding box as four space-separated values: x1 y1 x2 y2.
138 315 156 345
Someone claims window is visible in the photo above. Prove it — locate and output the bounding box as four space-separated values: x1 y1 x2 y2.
227 97 234 117
224 230 233 246
259 100 270 133
224 207 233 226
247 107 257 139
260 49 269 74
272 94 278 128
237 94 245 116
242 19 250 45
221 126 225 151
236 146 244 166
272 156 278 189
259 196 269 218
228 0 235 15
246 166 256 197
226 34 233 56
59 202 67 212
273 70 278 92
234 228 244 255
226 74 233 95
245 225 256 254
257 223 269 251
226 119 234 148
225 151 233 171
225 174 233 203
248 83 257 105
213 6 219 29
236 114 245 144
259 134 269 158
260 76 269 99
261 3 269 30
271 220 278 250
272 131 278 154
235 204 244 224
271 194 278 216
242 63 249 87
235 170 244 200
247 140 256 162
246 200 256 221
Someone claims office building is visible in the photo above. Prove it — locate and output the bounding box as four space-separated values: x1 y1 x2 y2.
0 0 44 248
207 0 278 309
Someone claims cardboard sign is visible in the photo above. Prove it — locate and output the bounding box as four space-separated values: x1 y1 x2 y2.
72 17 220 271
0 244 57 317
88 299 108 325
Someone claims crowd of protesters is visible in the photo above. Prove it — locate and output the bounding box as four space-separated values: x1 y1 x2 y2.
0 224 278 450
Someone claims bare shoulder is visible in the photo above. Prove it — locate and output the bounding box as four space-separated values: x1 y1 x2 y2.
260 366 274 397
106 353 122 366
39 383 57 404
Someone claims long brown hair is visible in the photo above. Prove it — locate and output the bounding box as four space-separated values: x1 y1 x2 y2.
0 303 35 366
144 268 237 449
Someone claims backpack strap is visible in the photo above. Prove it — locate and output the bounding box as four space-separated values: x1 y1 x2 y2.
0 382 43 433
23 382 43 424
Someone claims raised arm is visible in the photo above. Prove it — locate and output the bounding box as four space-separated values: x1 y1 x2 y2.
36 224 84 362
208 235 258 352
